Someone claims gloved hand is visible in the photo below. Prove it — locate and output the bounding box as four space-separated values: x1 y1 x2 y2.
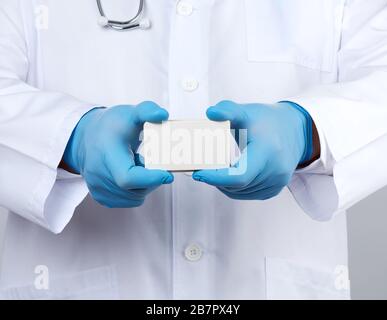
63 102 174 208
192 100 314 200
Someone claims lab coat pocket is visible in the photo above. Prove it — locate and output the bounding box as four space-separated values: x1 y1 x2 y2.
0 266 120 300
265 257 350 300
244 0 344 72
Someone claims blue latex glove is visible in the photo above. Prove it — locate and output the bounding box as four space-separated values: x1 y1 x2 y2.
192 100 313 200
63 102 174 208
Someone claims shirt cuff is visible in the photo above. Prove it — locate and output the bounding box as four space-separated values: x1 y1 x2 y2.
286 96 387 222
43 170 89 234
28 103 95 233
285 98 339 221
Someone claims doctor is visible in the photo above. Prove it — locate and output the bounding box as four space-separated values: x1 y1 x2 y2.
0 0 386 299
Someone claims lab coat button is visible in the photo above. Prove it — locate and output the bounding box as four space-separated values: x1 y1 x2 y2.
185 244 203 262
182 78 199 92
177 1 193 16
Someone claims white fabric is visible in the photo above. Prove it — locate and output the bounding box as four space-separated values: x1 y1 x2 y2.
0 0 386 299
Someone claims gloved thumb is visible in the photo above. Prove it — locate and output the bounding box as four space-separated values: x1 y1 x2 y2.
135 101 169 124
206 100 248 129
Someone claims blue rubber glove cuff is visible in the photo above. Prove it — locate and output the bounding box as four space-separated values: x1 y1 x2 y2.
63 107 105 174
280 101 314 165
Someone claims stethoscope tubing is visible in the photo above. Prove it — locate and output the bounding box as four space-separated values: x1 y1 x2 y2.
96 0 146 30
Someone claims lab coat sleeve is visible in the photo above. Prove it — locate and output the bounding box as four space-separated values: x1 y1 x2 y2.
0 0 94 233
287 1 387 221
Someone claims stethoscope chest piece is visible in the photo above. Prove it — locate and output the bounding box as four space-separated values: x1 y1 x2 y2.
96 0 151 31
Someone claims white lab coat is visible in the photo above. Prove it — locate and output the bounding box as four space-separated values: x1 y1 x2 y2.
0 0 386 300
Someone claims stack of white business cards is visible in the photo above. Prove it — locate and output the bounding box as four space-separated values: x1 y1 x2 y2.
141 120 232 172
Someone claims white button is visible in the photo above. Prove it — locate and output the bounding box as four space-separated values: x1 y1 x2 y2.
181 78 199 92
185 244 203 262
177 1 193 16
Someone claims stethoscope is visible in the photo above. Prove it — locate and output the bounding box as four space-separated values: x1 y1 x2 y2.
96 0 151 31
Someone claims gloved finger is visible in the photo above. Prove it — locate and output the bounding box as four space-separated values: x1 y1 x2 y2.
249 186 284 200
193 142 267 188
91 183 147 202
206 100 248 129
125 166 174 189
221 171 271 193
134 101 169 124
90 173 164 208
89 151 141 199
218 185 283 201
105 177 159 197
112 165 173 191
104 140 136 180
104 140 173 190
91 187 145 208
220 176 272 194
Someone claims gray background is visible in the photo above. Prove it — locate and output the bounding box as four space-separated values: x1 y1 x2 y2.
347 186 387 299
0 187 386 299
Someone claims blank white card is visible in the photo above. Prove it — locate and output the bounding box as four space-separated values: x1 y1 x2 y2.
142 120 231 172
